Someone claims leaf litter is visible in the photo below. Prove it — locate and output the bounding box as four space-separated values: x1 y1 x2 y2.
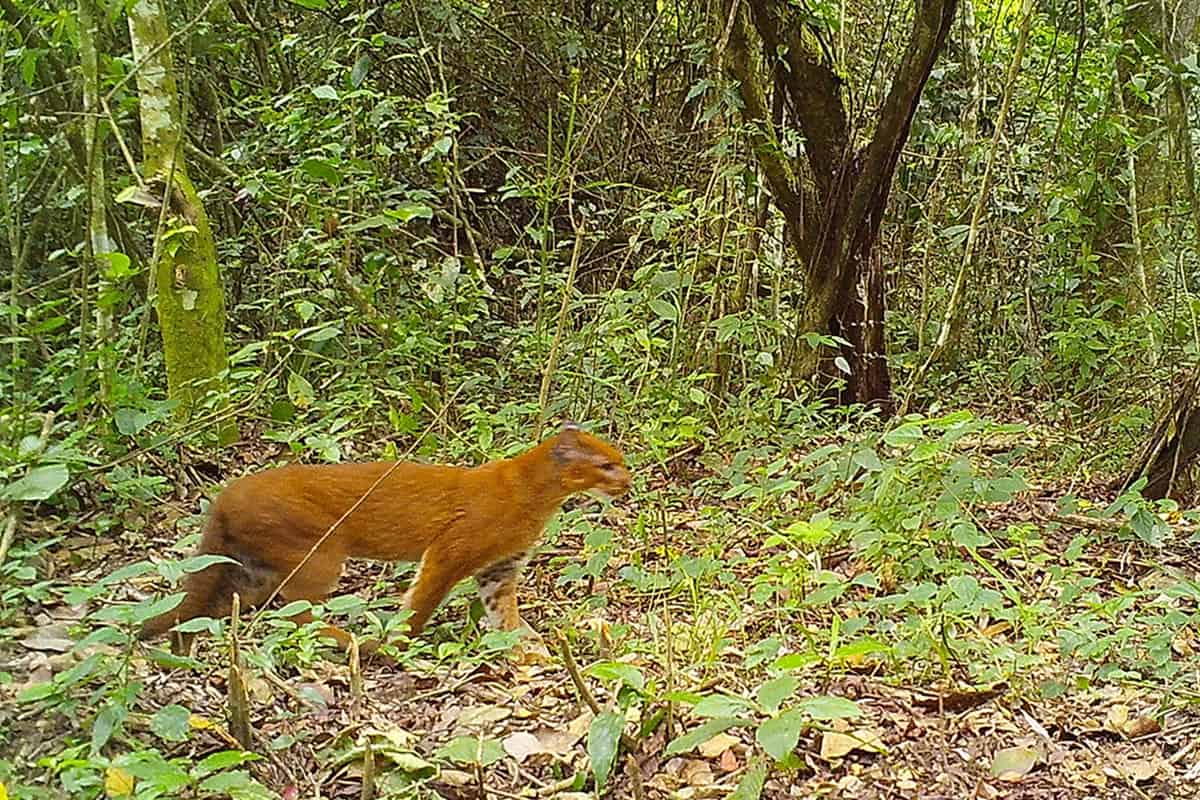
1 446 1200 799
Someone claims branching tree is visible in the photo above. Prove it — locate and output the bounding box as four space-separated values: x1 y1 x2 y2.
723 0 958 412
127 0 235 442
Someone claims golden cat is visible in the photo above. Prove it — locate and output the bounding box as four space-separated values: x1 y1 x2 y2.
138 424 630 654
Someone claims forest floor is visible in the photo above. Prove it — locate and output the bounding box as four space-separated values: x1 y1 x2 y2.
3 438 1200 800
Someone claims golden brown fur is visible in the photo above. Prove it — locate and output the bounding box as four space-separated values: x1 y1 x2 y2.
139 424 630 654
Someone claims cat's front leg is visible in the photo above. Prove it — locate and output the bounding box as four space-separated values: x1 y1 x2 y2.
476 552 529 632
476 553 550 664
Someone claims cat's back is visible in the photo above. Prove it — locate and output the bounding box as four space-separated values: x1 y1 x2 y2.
219 460 465 508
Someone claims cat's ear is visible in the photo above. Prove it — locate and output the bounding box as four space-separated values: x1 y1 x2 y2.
552 422 584 463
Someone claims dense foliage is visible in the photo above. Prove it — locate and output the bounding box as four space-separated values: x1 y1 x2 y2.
3 0 1200 797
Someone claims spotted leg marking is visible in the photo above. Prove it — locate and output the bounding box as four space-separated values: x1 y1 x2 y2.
476 553 528 632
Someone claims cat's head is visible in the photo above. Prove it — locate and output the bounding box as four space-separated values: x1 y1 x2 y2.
551 423 631 498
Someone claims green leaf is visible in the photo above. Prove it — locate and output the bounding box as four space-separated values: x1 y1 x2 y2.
3 464 69 501
16 682 56 703
97 561 157 587
350 54 372 87
304 326 341 343
343 214 393 232
96 593 183 624
393 201 433 222
287 0 327 7
192 751 261 778
665 717 746 756
693 694 753 717
92 703 126 753
436 736 505 766
145 648 206 670
772 652 819 671
982 474 1027 503
755 710 804 761
991 745 1039 780
170 617 220 634
299 158 342 186
114 408 152 436
649 298 678 321
651 212 670 241
756 676 799 713
950 522 991 548
311 84 339 101
729 759 768 799
151 705 192 742
832 639 889 661
585 662 645 692
587 711 624 791
799 695 861 720
120 751 191 792
851 447 883 472
883 422 924 447
98 251 134 279
287 372 315 408
198 770 273 800
177 554 239 574
274 600 313 618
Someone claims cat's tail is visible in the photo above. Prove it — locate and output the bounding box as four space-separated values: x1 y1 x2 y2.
137 558 230 642
138 511 240 645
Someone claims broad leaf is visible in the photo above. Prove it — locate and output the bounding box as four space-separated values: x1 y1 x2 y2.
3 464 69 501
755 710 805 761
587 711 624 790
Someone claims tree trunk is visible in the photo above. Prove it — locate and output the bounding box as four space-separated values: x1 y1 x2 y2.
127 0 236 443
1123 367 1200 501
79 0 115 407
723 0 958 414
1124 0 1200 502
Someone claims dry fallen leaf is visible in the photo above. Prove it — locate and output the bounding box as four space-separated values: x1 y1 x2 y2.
821 732 861 760
820 728 886 759
698 732 740 759
1123 715 1160 738
502 731 545 763
1106 759 1159 783
679 759 714 787
718 748 739 772
455 704 511 732
1106 704 1130 733
566 710 594 739
836 774 865 793
992 745 1040 781
533 725 580 756
440 769 474 787
20 625 73 653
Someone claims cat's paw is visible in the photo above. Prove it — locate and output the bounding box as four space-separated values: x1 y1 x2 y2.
511 639 553 665
508 624 552 665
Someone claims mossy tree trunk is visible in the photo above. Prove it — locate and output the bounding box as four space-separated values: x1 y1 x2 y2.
723 0 958 414
127 0 236 443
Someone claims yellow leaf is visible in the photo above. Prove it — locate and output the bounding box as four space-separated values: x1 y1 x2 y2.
698 732 740 758
991 745 1039 781
0 778 9 800
189 714 213 729
105 767 135 797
